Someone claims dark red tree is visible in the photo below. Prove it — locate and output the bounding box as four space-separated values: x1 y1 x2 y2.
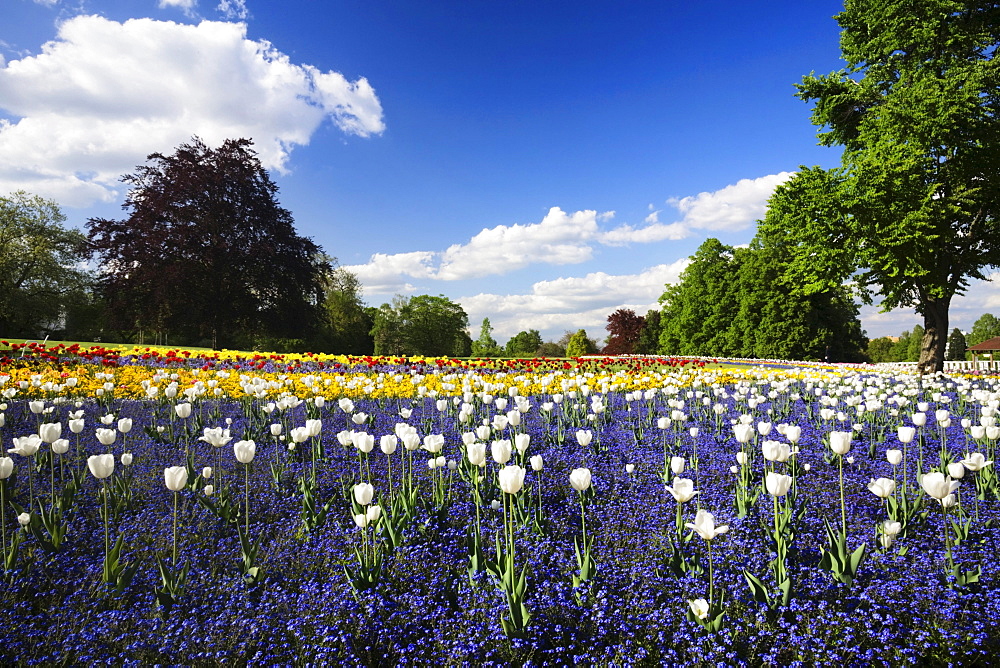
87 137 328 349
603 308 645 355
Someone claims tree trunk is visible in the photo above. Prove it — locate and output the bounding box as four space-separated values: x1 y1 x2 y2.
918 295 950 374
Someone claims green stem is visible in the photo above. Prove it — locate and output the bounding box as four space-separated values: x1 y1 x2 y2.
103 482 110 574
245 464 250 535
838 454 846 536
172 490 178 567
707 539 714 606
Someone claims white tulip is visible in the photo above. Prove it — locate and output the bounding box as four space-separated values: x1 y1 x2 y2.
498 465 526 494
569 467 592 492
164 466 188 491
234 440 256 464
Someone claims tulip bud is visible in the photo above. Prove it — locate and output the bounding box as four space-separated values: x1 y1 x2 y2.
204 484 214 496
234 439 256 464
829 431 852 455
87 453 115 479
353 482 374 506
466 442 487 468
498 465 526 494
38 422 62 444
569 467 592 492
670 456 685 475
164 466 188 491
0 456 14 480
947 462 966 479
120 453 133 466
17 512 30 527
51 438 70 455
491 439 512 465
530 454 544 471
95 428 117 446
625 463 635 474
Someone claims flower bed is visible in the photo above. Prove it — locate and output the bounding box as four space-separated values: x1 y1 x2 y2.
0 352 998 665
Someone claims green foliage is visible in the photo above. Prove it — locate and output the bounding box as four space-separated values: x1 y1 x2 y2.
565 329 599 357
535 341 565 357
505 329 543 357
907 325 924 363
371 294 470 357
634 310 662 355
946 327 967 361
890 330 911 363
658 238 867 361
0 191 92 338
866 337 895 363
87 137 327 350
603 309 644 355
771 2 1000 371
471 318 504 358
317 263 374 354
968 313 1000 348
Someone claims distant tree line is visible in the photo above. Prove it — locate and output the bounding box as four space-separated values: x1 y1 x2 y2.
867 314 1000 364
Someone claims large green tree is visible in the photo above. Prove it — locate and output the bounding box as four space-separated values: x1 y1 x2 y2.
659 238 867 361
968 312 1000 347
318 262 374 354
947 327 968 360
634 309 662 354
471 318 504 358
763 1 1000 372
0 191 91 338
505 329 543 357
565 329 599 357
87 137 327 349
371 294 470 357
659 239 741 356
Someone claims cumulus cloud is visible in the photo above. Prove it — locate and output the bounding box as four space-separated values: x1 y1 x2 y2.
216 0 248 20
436 207 602 280
459 260 690 339
0 15 384 206
667 171 794 232
159 0 198 15
346 207 609 284
346 251 437 294
345 172 792 289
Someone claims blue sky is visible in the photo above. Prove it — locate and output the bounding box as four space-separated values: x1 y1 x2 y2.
3 0 991 346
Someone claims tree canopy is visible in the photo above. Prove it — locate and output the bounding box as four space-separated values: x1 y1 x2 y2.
968 312 1000 347
761 1 1000 372
658 238 867 361
371 294 470 357
87 137 327 349
505 329 543 357
0 191 91 338
317 262 374 354
947 327 968 361
471 318 504 358
602 309 645 355
565 329 600 357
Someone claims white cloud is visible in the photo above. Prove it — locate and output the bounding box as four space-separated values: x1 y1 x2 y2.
346 172 791 290
0 15 384 206
599 221 688 245
345 251 437 294
459 260 690 339
436 207 602 280
216 0 248 20
159 0 198 16
667 171 794 232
